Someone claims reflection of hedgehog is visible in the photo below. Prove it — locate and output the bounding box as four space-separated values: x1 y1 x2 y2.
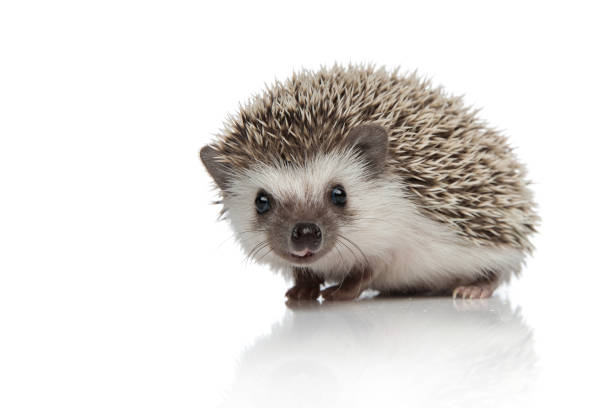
200 65 539 300
219 298 537 407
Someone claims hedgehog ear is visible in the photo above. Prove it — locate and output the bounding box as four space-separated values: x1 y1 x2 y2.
346 124 388 175
200 145 232 191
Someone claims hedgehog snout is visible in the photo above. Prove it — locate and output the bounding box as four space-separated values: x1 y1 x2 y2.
289 222 322 257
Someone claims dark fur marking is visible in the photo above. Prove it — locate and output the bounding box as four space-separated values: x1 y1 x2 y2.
344 124 389 176
200 146 232 191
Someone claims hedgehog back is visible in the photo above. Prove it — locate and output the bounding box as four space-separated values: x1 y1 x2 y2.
212 65 538 251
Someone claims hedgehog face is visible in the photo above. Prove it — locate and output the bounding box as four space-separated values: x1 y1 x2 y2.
222 152 366 268
201 124 394 272
251 187 342 265
234 161 359 266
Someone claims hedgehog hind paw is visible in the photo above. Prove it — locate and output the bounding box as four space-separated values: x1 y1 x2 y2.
452 282 497 300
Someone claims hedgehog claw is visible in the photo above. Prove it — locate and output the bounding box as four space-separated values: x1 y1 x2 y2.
452 283 496 300
285 282 320 301
321 284 362 301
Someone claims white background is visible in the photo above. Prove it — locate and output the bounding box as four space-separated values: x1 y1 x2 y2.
1 1 611 407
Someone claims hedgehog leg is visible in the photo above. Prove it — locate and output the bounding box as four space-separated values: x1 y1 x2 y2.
321 267 373 301
285 268 323 301
452 275 500 300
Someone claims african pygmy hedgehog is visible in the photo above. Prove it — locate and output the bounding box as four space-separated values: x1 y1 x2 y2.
200 65 538 301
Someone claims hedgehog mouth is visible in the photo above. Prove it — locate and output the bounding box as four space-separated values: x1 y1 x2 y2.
284 248 326 265
290 249 314 259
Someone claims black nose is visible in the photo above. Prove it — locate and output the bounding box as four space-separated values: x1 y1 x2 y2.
291 223 322 251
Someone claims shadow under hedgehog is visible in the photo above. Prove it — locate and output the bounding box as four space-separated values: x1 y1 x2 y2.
200 65 539 301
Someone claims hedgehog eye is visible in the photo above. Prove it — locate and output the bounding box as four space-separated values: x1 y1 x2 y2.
331 185 347 206
255 191 271 214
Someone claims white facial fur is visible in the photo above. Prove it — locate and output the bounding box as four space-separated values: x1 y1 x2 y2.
222 150 524 291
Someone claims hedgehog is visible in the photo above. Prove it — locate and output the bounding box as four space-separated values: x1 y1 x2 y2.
200 65 538 301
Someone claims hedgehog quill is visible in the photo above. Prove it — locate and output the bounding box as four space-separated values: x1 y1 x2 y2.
200 65 538 301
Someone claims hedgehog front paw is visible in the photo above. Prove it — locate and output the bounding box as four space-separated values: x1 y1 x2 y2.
286 268 323 301
285 282 321 300
322 267 373 301
321 283 363 301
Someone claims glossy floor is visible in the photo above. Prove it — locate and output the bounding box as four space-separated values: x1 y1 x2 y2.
221 295 537 407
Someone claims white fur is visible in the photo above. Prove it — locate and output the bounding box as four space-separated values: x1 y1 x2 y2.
223 151 524 291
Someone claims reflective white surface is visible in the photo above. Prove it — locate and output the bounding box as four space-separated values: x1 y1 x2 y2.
222 296 536 408
1 1 612 407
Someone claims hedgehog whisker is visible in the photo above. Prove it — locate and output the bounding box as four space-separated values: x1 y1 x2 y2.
338 234 369 269
219 230 266 247
255 246 274 263
217 234 237 249
238 228 267 235
247 242 270 264
246 240 266 257
313 240 351 296
332 238 365 296
355 263 367 300
332 242 347 270
245 240 269 263
336 238 359 268
219 229 266 249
